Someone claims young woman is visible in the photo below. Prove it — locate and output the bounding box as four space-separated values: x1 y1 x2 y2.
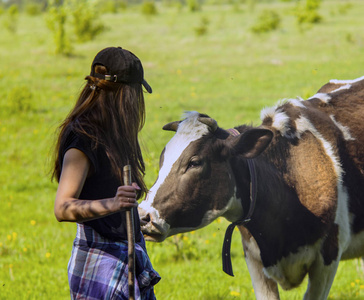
53 47 160 299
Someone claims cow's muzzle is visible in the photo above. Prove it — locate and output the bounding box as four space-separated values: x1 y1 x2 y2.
138 205 170 242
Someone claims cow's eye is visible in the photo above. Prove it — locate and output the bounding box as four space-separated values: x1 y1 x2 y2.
187 158 202 170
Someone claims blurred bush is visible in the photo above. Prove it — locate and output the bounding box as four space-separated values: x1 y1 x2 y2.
45 0 106 55
45 0 73 55
96 0 128 14
187 0 201 12
251 9 281 33
295 0 323 26
3 4 19 33
141 1 158 16
6 86 34 114
68 0 106 42
194 16 209 36
25 3 43 16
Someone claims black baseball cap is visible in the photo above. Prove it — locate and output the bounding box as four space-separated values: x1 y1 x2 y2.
90 47 152 93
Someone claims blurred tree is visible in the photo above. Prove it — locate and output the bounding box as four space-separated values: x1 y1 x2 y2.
187 0 201 12
45 0 72 55
141 0 158 16
25 2 43 15
251 9 281 33
295 0 323 26
194 15 209 36
3 4 19 33
67 0 105 42
1 0 49 10
45 0 106 55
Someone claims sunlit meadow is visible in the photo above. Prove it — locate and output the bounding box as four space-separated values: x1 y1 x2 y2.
1 1 364 299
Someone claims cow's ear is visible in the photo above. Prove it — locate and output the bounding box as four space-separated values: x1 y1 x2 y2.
163 121 180 132
229 128 273 158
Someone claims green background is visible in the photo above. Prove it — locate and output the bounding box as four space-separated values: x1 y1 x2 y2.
1 1 364 299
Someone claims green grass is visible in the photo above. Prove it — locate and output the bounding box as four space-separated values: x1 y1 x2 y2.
1 1 364 299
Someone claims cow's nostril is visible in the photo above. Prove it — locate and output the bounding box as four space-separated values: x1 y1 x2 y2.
143 214 151 222
140 213 151 226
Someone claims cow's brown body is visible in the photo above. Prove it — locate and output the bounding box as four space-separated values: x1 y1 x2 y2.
139 76 364 299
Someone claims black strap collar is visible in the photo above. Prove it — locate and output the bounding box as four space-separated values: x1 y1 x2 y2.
222 129 258 276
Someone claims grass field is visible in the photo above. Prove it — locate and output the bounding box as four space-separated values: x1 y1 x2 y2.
1 1 364 299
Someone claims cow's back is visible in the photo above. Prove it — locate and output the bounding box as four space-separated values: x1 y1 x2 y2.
310 78 364 241
311 77 364 173
260 76 364 259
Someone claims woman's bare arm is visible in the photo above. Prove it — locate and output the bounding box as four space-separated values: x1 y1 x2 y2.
54 148 138 222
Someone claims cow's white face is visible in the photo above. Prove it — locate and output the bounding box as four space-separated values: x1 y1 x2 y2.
139 112 273 242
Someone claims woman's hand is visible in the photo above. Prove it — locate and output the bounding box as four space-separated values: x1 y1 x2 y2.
113 183 140 210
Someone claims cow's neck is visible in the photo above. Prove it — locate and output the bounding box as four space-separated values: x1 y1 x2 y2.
226 128 258 224
233 156 292 227
236 158 257 224
222 129 260 275
223 153 298 275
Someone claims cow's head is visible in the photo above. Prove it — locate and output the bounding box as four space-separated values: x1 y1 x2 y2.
139 112 272 242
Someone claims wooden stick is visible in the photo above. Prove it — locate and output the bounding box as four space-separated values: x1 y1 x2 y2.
123 165 135 300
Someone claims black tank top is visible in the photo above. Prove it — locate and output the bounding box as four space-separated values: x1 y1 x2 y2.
59 129 142 242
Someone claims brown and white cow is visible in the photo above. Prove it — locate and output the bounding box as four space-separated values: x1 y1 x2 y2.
139 76 364 299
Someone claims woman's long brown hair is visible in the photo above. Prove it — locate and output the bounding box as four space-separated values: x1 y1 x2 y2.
52 65 147 199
